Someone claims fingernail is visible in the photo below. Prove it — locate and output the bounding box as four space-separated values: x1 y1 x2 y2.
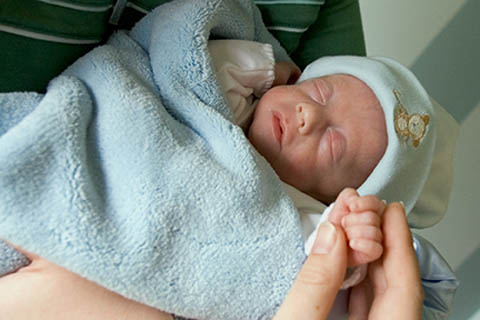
312 221 337 254
399 201 405 209
382 199 387 205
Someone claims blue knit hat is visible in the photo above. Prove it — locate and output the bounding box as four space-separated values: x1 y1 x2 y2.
297 56 458 228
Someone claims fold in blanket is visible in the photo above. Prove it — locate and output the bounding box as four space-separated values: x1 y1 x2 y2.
0 1 305 319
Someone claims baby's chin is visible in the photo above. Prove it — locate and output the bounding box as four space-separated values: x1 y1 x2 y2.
300 178 368 205
305 188 337 205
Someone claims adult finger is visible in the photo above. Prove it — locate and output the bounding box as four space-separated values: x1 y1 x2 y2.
381 203 421 289
348 279 373 320
274 222 348 320
368 203 424 320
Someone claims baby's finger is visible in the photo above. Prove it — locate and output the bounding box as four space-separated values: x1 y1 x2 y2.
337 187 359 201
349 239 383 262
329 188 359 225
345 225 382 243
348 195 386 215
335 188 360 205
342 211 381 229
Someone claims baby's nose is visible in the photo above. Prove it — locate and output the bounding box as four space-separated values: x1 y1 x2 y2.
296 102 324 135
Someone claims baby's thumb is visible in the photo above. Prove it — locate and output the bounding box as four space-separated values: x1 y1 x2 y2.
274 222 348 320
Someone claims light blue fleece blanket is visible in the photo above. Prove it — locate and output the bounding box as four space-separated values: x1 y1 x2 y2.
0 1 305 319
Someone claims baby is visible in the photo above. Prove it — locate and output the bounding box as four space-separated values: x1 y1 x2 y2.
209 39 446 271
248 59 388 268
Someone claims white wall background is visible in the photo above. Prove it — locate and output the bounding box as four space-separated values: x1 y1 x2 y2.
359 1 480 318
360 0 467 67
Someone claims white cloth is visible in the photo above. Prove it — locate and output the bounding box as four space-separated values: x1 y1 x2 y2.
208 39 275 130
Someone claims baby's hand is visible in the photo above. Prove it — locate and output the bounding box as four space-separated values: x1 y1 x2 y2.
329 188 386 267
273 61 301 86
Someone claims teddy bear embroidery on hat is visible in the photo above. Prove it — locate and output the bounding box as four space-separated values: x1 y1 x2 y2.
393 89 430 147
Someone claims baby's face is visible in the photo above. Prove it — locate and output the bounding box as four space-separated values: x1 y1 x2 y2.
248 74 388 204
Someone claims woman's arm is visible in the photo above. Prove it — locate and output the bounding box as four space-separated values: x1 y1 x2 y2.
0 247 172 320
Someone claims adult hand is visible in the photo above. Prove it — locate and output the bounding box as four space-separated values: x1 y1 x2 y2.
349 203 424 320
274 221 349 320
0 246 171 320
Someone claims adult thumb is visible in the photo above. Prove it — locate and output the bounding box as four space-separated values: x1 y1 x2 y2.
275 221 348 320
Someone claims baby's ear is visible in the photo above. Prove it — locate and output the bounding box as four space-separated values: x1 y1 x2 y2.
328 188 359 225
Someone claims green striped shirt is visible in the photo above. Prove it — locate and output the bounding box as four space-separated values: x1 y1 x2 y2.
254 0 325 54
0 0 365 92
